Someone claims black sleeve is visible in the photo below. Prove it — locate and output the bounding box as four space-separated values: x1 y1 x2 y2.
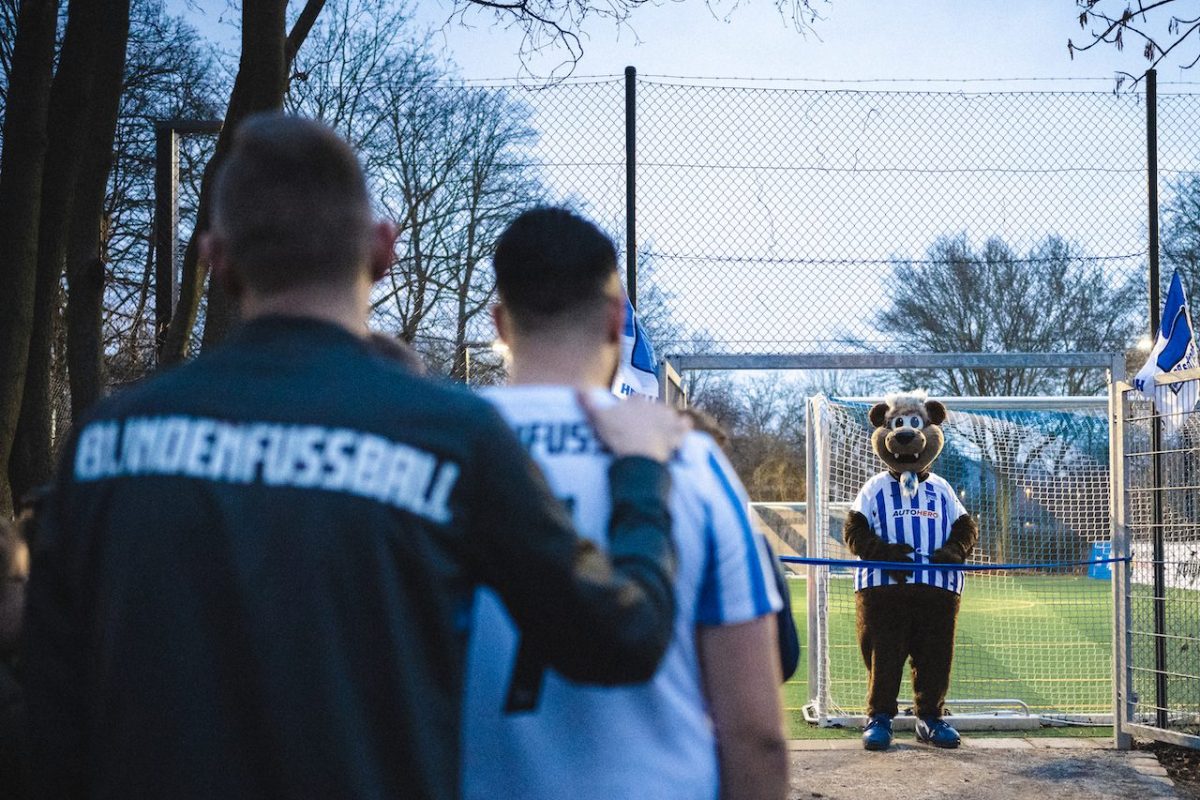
465 411 676 685
21 444 88 799
763 539 800 682
932 514 979 564
843 510 883 561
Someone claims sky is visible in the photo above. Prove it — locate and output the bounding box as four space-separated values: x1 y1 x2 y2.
169 0 1187 85
412 0 1171 84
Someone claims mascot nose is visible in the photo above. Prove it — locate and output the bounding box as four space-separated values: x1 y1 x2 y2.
894 429 917 445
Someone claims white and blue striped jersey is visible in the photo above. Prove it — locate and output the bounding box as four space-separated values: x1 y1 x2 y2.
849 471 969 594
462 386 782 800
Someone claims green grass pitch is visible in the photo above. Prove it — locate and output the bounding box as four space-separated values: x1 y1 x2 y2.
782 574 1115 738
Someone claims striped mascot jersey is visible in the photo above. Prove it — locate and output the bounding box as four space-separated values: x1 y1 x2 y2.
849 471 969 594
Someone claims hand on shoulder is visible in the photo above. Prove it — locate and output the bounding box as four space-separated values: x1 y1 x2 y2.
578 393 691 462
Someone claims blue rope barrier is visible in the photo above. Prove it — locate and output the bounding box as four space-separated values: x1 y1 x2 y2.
777 555 1131 572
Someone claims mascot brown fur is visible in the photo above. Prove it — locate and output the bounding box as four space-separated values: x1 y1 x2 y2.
843 391 978 750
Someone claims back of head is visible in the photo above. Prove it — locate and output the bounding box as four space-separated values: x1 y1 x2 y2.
493 207 619 333
212 113 374 295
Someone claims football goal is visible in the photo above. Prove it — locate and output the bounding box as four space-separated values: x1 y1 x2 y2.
804 394 1114 728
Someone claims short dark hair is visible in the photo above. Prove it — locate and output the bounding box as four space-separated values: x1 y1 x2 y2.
492 207 619 329
211 114 374 294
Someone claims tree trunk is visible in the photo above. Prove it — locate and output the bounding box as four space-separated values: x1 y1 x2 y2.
0 0 59 514
162 0 326 363
66 3 131 417
10 0 131 503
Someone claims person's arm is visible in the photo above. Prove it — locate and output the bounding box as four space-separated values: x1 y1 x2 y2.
698 616 788 800
843 509 914 583
691 439 787 798
761 535 800 681
466 401 685 685
931 513 979 564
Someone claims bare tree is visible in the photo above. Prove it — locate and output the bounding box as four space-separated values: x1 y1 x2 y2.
1163 172 1200 301
102 0 223 390
690 373 807 501
444 0 826 73
1069 0 1200 83
372 77 471 346
369 83 545 375
0 0 59 513
10 0 133 503
0 0 20 130
440 88 542 379
161 0 327 364
874 233 1140 396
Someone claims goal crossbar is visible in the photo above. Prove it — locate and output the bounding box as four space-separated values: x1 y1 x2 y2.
664 351 1121 372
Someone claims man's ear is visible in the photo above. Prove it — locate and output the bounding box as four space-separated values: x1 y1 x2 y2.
869 402 889 428
605 292 625 345
202 231 240 299
925 400 947 425
368 220 397 283
491 302 511 345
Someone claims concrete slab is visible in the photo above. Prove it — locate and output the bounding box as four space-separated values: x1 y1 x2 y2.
788 746 1181 799
1026 737 1103 749
961 738 1034 749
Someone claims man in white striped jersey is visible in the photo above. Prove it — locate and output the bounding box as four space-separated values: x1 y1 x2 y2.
461 207 788 800
842 391 978 751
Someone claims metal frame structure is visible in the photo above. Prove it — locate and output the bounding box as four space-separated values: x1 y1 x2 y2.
153 118 222 357
663 350 1128 741
1111 367 1200 751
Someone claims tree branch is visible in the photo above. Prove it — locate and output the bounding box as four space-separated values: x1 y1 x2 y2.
286 0 327 65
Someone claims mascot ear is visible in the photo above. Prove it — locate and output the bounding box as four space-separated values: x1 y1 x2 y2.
925 400 947 425
869 402 889 428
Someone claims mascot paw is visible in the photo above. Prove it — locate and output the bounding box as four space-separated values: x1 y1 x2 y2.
882 543 915 583
882 542 915 562
930 546 964 565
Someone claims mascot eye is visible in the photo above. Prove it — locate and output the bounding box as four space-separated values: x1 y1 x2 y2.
909 416 924 430
892 417 905 430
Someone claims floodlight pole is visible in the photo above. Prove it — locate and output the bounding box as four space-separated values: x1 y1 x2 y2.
1145 68 1168 730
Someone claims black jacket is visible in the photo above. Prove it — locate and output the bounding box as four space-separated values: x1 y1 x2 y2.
23 317 676 800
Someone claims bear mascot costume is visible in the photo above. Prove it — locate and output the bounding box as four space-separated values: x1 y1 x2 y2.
843 391 978 751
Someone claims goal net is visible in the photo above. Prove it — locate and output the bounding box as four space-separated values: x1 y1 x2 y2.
806 394 1112 726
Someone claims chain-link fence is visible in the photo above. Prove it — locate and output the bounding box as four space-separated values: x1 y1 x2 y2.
139 76 1200 380
490 75 1200 359
1115 376 1200 748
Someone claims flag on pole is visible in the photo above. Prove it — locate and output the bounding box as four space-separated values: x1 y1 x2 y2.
1134 271 1199 434
612 293 660 399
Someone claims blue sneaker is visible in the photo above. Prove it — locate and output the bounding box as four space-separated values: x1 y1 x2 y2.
915 716 960 748
861 714 893 751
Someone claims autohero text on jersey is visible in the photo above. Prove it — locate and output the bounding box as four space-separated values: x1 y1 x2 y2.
73 416 459 524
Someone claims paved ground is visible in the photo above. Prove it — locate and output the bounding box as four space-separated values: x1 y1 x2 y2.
788 737 1178 800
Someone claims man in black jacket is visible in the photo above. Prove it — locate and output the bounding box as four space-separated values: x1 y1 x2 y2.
22 115 685 800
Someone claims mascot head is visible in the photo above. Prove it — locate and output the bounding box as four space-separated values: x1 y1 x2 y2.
868 391 947 497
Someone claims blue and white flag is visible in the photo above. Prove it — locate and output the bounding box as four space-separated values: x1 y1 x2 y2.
612 293 660 399
1134 271 1199 434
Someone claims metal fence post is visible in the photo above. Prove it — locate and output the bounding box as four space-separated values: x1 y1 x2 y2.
154 123 179 358
625 65 637 309
1145 68 1169 730
153 118 222 363
1110 358 1133 750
